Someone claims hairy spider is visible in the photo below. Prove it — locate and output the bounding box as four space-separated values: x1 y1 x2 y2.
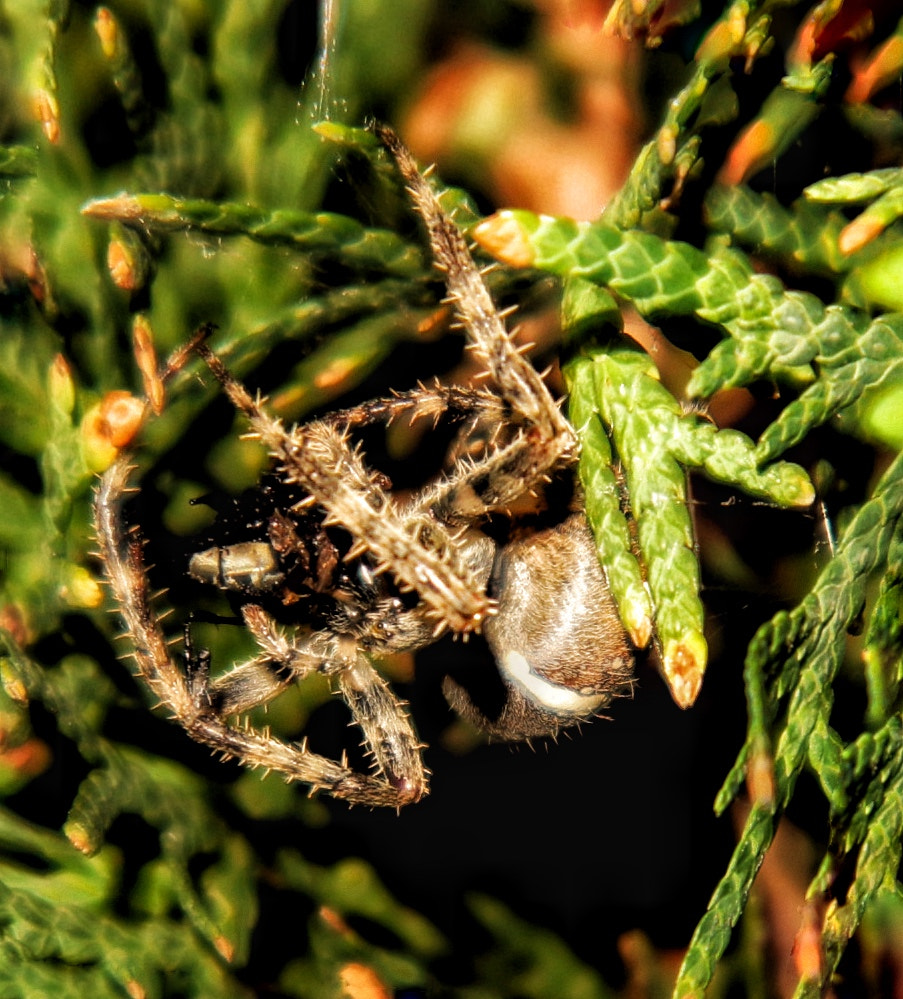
95 126 633 807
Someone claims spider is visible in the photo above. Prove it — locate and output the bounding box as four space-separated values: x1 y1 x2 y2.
94 125 634 807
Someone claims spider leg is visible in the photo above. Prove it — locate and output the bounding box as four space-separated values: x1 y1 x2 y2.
374 126 581 529
196 345 493 635
323 385 543 526
187 648 427 806
320 384 503 432
415 428 560 527
207 594 449 796
96 456 200 721
336 651 427 805
202 604 329 716
186 611 427 804
377 125 577 466
96 455 427 806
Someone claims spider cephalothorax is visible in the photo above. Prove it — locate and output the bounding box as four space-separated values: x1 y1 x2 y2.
95 125 633 807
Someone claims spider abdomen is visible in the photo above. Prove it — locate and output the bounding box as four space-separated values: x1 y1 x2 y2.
445 512 634 740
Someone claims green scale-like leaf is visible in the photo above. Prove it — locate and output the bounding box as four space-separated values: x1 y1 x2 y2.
83 192 427 277
754 315 903 462
0 879 250 999
862 531 903 727
603 0 781 227
566 367 653 649
676 448 903 997
704 185 856 277
833 718 903 858
476 209 903 461
1 638 258 977
806 168 903 204
813 747 903 997
562 277 812 706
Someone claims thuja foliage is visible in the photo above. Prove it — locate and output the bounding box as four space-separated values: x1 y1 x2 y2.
0 1 902 997
470 3 903 996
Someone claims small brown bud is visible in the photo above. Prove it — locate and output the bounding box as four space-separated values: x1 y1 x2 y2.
32 89 60 144
132 316 165 414
94 8 119 59
338 963 391 999
81 391 145 470
100 391 145 448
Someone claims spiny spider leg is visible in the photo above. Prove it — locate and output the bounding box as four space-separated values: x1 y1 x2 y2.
97 458 426 805
205 603 427 804
205 604 333 716
319 385 552 527
184 631 427 806
377 124 577 468
196 345 492 636
96 457 201 723
319 384 505 434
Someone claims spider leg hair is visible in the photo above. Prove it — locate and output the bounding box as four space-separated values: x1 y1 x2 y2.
337 652 427 804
